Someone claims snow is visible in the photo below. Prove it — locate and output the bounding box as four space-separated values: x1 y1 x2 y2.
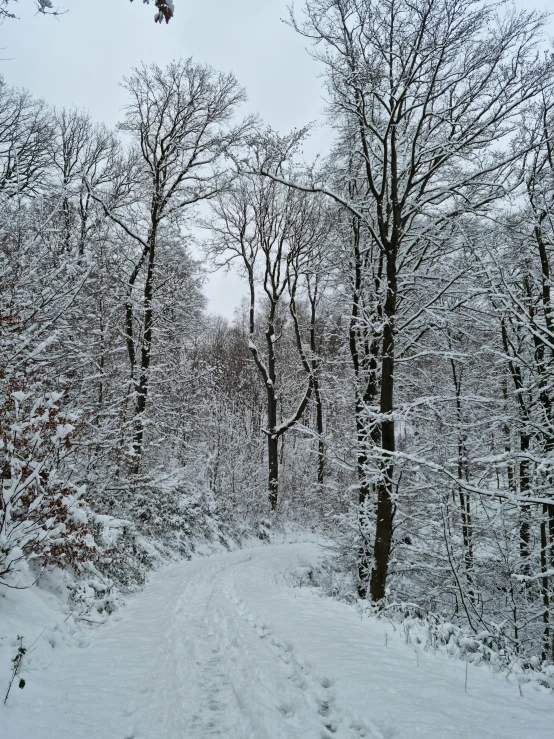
1 541 553 738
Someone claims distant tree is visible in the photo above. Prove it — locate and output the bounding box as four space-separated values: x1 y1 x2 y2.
208 172 329 510
0 76 53 196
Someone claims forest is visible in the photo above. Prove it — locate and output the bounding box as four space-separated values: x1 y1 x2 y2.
2 1 554 731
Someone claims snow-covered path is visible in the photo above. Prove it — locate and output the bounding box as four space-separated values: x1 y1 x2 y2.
2 541 554 738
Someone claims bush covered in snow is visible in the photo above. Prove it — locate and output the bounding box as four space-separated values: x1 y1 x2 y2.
0 386 101 588
291 551 554 691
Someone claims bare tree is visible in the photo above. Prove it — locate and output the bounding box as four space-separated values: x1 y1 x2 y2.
286 197 332 492
208 175 327 509
88 59 250 470
0 77 53 197
52 107 119 253
259 0 552 601
481 91 554 659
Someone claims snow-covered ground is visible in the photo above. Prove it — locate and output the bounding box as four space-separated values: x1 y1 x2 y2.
1 541 553 738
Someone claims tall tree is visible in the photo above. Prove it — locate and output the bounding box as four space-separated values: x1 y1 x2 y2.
208 174 326 509
88 59 249 470
262 0 552 600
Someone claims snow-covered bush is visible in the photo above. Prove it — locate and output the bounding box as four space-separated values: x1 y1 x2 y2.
98 478 241 560
0 384 101 588
363 601 554 691
290 549 554 691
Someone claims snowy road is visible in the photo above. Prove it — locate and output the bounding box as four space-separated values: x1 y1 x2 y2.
2 541 554 738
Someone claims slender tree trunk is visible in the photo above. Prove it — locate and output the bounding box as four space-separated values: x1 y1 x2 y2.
97 308 105 415
314 379 325 488
78 192 89 256
62 192 71 253
540 505 551 660
347 218 383 598
519 434 532 572
451 359 474 590
268 433 279 511
503 379 516 494
308 283 325 489
500 320 533 574
370 246 397 602
132 224 157 470
356 398 372 598
546 505 554 662
124 238 150 470
265 304 279 509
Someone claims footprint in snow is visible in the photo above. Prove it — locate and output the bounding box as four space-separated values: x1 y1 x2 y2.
318 699 331 716
231 594 385 738
277 701 296 718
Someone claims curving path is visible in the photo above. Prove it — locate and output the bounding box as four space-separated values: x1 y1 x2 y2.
2 541 553 738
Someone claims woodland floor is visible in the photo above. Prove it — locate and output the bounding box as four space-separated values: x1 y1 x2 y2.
1 541 554 738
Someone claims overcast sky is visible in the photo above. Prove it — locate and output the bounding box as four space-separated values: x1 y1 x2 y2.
1 0 551 317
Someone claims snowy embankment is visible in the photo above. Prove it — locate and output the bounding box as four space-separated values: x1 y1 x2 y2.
1 541 553 738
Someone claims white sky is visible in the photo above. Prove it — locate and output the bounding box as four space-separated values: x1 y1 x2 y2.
1 0 329 318
1 0 551 317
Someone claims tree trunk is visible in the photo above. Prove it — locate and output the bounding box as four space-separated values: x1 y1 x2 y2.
540 506 551 660
356 399 372 598
309 287 325 490
268 434 279 511
315 379 325 488
132 226 157 470
519 434 532 573
347 218 383 598
370 246 397 602
546 505 554 662
451 359 474 591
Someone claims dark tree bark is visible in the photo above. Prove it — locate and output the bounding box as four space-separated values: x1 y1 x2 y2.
449 356 474 592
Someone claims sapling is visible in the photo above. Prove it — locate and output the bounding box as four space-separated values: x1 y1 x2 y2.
4 635 26 704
